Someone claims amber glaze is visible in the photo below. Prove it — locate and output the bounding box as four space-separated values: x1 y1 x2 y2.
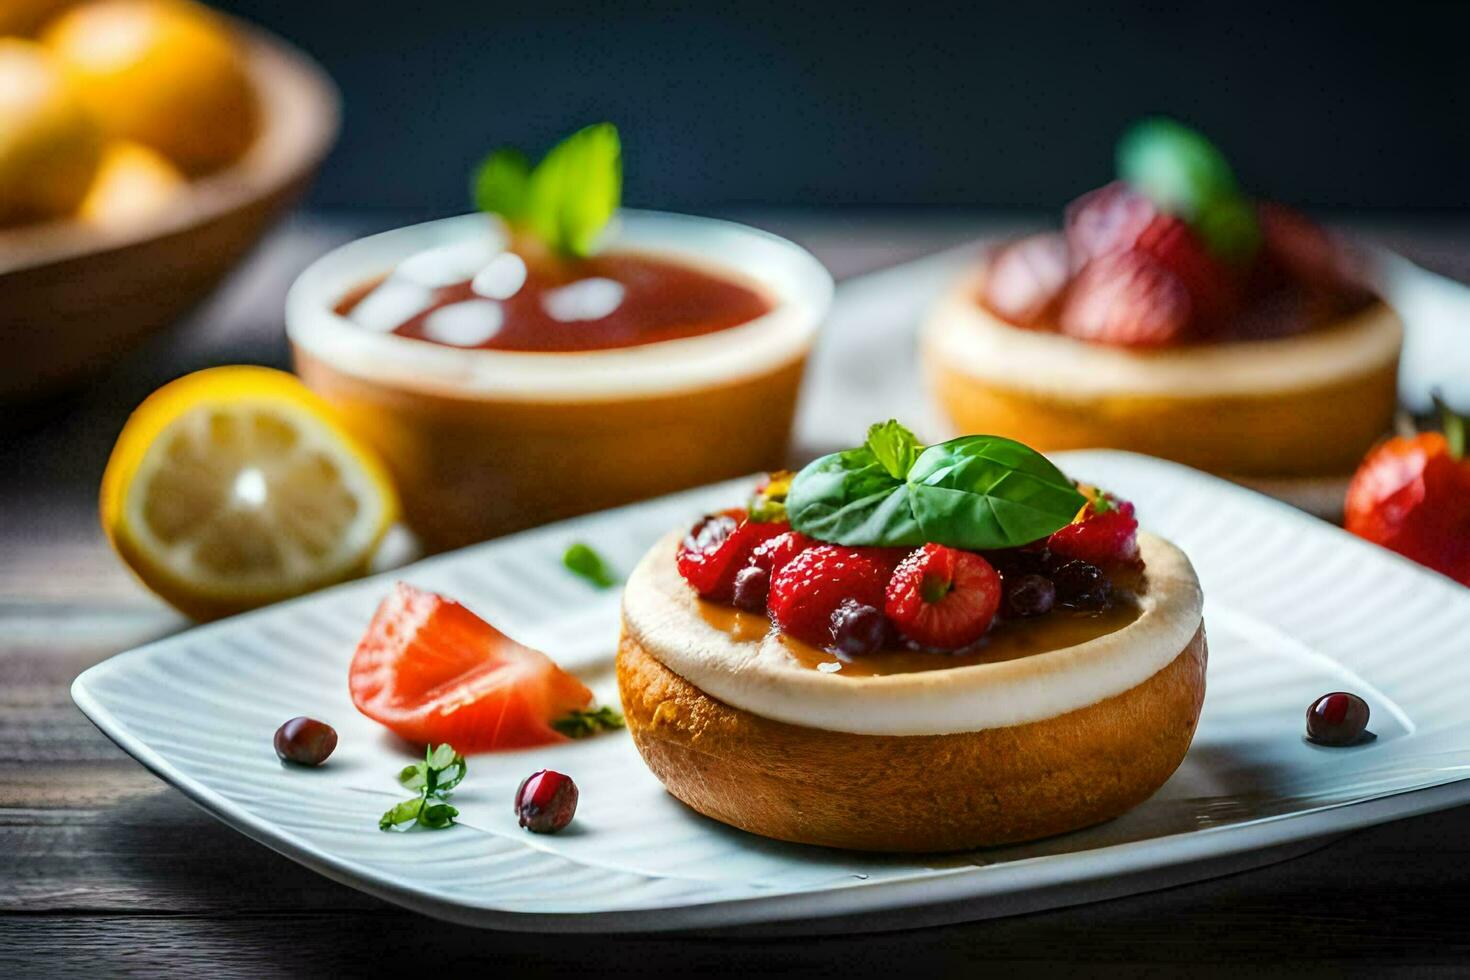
336 250 773 352
696 597 1142 676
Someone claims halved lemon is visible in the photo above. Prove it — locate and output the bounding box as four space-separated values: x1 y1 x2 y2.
101 366 400 620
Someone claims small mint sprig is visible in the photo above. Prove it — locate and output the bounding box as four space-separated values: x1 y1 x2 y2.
472 123 621 259
379 744 466 832
552 705 626 739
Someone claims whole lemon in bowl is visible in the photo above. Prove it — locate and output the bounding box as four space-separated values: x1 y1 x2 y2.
0 0 77 35
0 38 102 225
42 0 258 175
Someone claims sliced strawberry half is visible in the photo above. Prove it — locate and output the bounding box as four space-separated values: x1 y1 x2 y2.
884 544 1002 650
349 583 593 752
1060 250 1192 347
1064 181 1158 270
1048 496 1141 566
981 232 1071 327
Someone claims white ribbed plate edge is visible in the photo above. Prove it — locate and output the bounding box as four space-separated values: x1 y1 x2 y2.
73 451 1470 933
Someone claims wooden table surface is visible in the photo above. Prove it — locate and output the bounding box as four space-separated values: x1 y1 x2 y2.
4 212 1469 978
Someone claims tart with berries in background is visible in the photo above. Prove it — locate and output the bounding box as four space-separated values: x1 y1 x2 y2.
922 118 1403 515
289 123 832 551
618 421 1206 852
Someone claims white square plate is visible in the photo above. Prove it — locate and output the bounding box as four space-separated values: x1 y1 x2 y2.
73 451 1470 933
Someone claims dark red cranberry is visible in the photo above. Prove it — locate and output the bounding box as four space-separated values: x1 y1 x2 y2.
1004 573 1056 618
515 770 578 833
829 599 887 657
1052 560 1112 609
1306 692 1371 746
731 565 771 612
273 717 337 766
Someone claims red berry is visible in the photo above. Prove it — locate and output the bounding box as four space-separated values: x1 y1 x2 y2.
884 544 1002 650
750 529 814 577
273 717 337 766
1065 181 1158 270
1135 214 1234 322
768 545 888 648
675 511 786 602
1345 433 1470 586
1306 692 1371 746
1061 250 1192 347
1258 202 1348 292
515 769 578 833
1048 498 1140 566
981 233 1070 327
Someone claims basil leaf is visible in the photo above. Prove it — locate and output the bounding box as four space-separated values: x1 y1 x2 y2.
906 436 1087 549
379 797 424 832
785 446 925 547
1116 117 1259 263
1192 193 1261 263
524 122 621 258
1117 117 1236 218
563 542 618 589
787 433 1086 549
865 420 920 480
472 147 531 222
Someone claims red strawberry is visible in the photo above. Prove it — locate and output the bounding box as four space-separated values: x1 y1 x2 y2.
1048 497 1141 566
1060 250 1192 347
1258 202 1349 292
349 583 594 752
768 545 888 647
1135 214 1234 322
884 544 1002 650
750 529 814 577
981 232 1070 327
676 510 786 602
1065 181 1157 270
1345 432 1470 586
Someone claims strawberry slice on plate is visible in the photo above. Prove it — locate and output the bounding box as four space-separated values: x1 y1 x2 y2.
349 583 594 752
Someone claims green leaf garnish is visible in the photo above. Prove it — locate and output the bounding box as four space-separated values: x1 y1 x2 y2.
865 420 921 480
563 542 619 589
472 147 531 222
786 429 1087 550
380 743 466 832
552 705 626 739
1116 117 1260 262
472 123 621 258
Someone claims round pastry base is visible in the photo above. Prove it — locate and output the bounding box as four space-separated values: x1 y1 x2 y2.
617 623 1208 853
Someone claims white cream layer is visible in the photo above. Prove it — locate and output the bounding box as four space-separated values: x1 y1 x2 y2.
922 266 1402 399
621 529 1204 736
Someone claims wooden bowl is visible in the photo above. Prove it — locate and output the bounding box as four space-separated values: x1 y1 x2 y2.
0 20 339 404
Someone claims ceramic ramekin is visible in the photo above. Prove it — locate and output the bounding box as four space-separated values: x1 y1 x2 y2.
286 209 832 551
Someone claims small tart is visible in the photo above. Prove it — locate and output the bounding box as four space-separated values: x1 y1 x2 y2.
922 264 1402 482
618 528 1207 852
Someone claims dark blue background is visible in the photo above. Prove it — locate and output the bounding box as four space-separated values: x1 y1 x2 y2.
220 1 1470 214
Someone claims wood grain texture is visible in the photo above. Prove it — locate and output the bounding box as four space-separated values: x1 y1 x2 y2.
3 216 1469 976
